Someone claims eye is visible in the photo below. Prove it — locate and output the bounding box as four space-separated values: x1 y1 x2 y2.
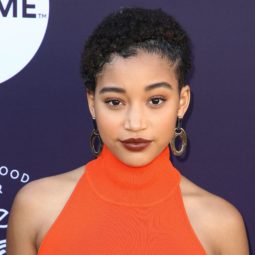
149 96 166 106
104 98 123 108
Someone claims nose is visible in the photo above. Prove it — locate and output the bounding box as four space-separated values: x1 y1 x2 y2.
124 104 147 131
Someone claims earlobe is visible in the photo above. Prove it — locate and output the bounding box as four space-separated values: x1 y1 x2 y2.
86 91 95 118
177 85 191 118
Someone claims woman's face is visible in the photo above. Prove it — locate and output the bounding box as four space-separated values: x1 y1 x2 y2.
87 51 190 166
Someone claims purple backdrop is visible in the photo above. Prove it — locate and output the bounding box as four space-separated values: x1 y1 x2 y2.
0 0 254 254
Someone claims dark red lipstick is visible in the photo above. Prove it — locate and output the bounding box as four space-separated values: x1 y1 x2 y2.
120 138 152 152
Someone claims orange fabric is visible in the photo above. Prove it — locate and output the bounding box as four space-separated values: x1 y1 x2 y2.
38 145 206 254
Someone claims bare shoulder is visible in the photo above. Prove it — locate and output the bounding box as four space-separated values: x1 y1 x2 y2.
17 166 85 200
180 175 249 255
7 165 85 254
11 165 85 214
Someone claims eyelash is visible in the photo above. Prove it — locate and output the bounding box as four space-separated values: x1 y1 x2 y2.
149 96 167 107
104 96 167 109
104 98 124 108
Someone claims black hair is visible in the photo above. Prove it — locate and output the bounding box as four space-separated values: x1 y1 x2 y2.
81 7 192 93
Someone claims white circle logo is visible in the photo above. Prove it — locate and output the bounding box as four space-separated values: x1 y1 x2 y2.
0 0 49 84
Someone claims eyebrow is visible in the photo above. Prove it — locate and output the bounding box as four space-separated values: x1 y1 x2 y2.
99 82 173 94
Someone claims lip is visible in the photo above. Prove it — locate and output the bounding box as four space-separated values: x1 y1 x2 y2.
120 138 152 152
121 138 152 143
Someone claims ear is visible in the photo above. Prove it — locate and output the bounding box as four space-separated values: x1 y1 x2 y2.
177 85 191 118
86 91 95 118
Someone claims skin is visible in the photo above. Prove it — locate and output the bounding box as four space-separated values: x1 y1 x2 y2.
87 51 190 167
7 51 249 255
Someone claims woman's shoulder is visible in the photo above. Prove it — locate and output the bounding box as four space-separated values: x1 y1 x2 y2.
13 165 86 230
7 166 85 253
180 175 249 255
13 165 85 209
180 174 244 225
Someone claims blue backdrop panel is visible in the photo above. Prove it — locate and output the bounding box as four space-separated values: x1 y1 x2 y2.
0 0 254 254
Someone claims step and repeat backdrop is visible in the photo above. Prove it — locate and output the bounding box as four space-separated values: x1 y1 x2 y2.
0 0 254 254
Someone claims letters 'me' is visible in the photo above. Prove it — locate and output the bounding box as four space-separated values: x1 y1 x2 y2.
0 0 36 18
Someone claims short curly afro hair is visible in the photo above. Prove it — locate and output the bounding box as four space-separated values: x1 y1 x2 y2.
81 7 192 93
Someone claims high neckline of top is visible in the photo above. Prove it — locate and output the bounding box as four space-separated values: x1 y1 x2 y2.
85 145 180 207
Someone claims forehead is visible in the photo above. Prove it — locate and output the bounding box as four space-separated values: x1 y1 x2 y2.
96 51 179 91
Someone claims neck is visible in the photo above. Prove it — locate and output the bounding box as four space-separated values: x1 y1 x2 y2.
85 145 180 207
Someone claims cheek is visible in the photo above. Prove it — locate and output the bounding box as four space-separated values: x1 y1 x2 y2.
98 117 120 135
94 104 121 140
150 103 178 140
155 113 177 141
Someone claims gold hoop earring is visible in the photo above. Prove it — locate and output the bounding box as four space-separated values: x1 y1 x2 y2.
89 117 103 157
170 117 187 157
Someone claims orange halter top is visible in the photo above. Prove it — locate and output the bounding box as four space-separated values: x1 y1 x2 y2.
37 145 206 254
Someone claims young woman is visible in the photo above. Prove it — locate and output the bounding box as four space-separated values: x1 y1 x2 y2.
7 7 249 255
